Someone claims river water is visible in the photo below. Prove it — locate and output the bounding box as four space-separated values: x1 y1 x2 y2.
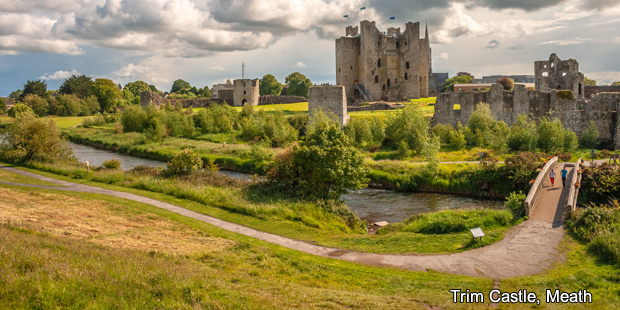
68 142 504 223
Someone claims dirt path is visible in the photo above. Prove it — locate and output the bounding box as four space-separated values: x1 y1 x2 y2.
0 165 567 279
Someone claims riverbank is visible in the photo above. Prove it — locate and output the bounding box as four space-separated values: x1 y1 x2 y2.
62 127 531 199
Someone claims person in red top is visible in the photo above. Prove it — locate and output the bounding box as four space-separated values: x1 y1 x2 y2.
549 169 556 187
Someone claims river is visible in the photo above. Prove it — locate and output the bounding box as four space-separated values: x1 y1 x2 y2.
68 142 504 223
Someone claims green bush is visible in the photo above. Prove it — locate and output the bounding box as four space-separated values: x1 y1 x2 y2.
22 94 48 117
555 90 574 99
344 117 373 147
7 103 34 118
579 120 599 149
505 191 527 219
82 114 106 128
166 148 204 176
121 105 148 132
538 118 565 153
0 97 6 114
385 105 436 155
378 209 513 235
448 125 467 150
508 114 538 152
102 158 122 169
4 114 72 162
432 123 453 144
55 94 83 116
194 104 238 134
567 205 620 265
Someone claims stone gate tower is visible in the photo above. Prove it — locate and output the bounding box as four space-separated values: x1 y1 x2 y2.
233 79 259 106
335 20 431 102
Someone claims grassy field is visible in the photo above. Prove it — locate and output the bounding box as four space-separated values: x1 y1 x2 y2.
1 182 619 308
0 116 87 128
0 184 492 309
0 168 62 186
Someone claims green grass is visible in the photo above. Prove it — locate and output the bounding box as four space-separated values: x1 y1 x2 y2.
0 116 87 128
0 166 62 186
0 185 492 309
3 161 515 255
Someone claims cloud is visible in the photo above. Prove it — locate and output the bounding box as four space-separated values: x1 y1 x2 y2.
38 69 81 80
581 0 620 10
508 44 524 50
437 53 449 60
475 0 569 12
486 39 500 49
209 65 225 71
295 62 307 68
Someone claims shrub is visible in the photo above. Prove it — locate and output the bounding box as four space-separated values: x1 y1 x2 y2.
466 103 496 147
7 103 34 118
369 116 385 143
102 158 122 170
579 120 599 149
22 94 48 117
508 114 538 152
344 117 373 147
194 104 238 134
505 191 527 219
166 148 203 176
496 77 514 90
385 105 436 155
4 114 72 162
0 97 6 114
432 123 453 144
82 114 106 128
538 118 565 153
114 122 123 134
55 94 83 116
121 105 148 132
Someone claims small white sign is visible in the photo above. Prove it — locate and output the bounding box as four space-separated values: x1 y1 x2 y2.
470 227 485 238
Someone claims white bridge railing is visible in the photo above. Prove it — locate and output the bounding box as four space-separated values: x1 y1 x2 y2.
524 157 558 217
565 158 583 211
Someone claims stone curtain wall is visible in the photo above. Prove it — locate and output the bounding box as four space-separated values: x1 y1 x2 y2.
140 91 230 108
309 86 349 126
585 86 620 99
258 95 307 105
433 84 620 146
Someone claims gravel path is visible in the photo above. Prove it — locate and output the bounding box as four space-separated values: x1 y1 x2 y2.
0 164 567 279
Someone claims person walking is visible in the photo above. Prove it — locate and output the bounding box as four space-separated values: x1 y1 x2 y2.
549 169 556 187
561 166 568 187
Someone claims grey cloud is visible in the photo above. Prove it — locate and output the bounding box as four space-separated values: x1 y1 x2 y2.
508 44 524 50
581 0 620 10
486 39 500 49
474 0 569 12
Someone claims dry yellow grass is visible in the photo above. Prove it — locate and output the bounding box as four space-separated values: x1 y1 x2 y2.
0 187 235 255
0 168 61 186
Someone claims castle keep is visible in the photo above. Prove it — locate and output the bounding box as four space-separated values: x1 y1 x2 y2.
336 20 431 102
535 53 585 99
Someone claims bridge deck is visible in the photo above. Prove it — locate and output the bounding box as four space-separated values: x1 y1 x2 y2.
529 164 573 226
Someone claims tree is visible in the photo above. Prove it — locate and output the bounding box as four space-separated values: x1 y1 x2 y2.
226 79 233 85
285 72 312 98
149 84 160 92
441 75 472 92
9 89 23 100
7 103 34 118
267 121 368 200
385 105 438 155
612 81 620 86
22 80 47 98
124 80 151 98
0 97 6 115
496 77 514 90
260 74 283 96
55 94 83 116
59 75 93 99
91 78 122 113
466 103 495 147
584 77 597 86
579 120 599 149
200 86 211 98
538 118 565 153
6 114 70 162
457 72 474 78
22 94 48 117
170 79 191 93
508 114 538 152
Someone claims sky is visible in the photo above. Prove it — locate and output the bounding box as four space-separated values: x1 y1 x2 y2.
1 0 620 97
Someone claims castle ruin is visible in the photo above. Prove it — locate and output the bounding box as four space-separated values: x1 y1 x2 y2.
233 79 259 106
336 20 431 103
433 54 620 148
535 53 585 99
308 86 349 126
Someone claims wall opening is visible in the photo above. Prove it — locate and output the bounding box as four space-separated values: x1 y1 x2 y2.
562 72 567 76
396 42 399 49
242 99 248 106
557 85 562 89
350 65 353 70
395 78 398 84
339 68 341 73
405 73 408 80
377 59 381 67
244 90 246 94
375 75 379 83
387 79 391 87
244 82 246 87
382 84 386 90
542 72 548 77
579 83 583 95
405 41 407 46
406 62 410 69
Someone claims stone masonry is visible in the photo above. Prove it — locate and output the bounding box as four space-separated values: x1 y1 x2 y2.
308 86 349 126
336 20 431 103
233 79 259 107
535 53 585 99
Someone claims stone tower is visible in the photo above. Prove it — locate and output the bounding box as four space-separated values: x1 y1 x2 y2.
535 53 585 99
335 20 431 103
233 79 259 106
